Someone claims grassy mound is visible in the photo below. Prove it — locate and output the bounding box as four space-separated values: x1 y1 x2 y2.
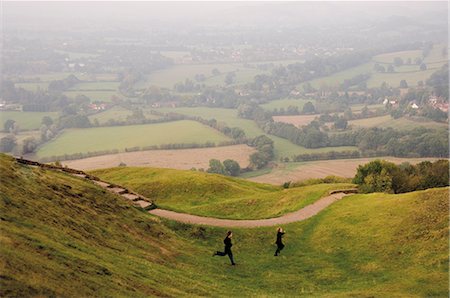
91 167 355 219
1 154 448 296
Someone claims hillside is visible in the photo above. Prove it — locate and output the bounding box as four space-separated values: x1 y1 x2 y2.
1 154 448 296
91 167 355 219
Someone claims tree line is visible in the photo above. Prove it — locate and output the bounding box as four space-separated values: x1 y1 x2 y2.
353 159 449 194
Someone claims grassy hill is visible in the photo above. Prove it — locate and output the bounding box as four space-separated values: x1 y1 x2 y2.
91 167 355 219
1 154 448 296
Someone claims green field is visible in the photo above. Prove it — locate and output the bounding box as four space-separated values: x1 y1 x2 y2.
11 72 118 83
373 50 422 64
349 115 448 130
0 111 59 130
36 120 230 158
1 154 448 297
55 50 99 59
88 106 133 124
303 45 448 89
69 81 120 91
63 90 120 102
261 98 312 111
15 82 50 91
135 63 266 89
92 166 355 219
301 63 373 89
154 107 358 158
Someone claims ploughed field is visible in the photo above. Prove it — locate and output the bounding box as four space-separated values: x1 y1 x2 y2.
248 157 445 184
62 144 256 171
1 154 448 297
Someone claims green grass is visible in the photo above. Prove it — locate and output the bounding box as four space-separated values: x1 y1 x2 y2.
348 115 448 130
159 50 191 60
91 166 354 219
1 154 448 297
0 111 59 130
36 120 230 158
367 67 442 88
260 98 311 111
154 107 359 158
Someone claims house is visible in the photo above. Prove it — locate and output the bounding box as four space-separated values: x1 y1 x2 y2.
383 98 389 105
411 103 419 109
89 103 107 111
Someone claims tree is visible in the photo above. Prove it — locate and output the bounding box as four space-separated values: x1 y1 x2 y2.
420 63 427 71
41 116 53 127
211 68 221 76
302 101 316 114
249 152 268 169
22 137 38 154
0 135 17 152
387 65 395 73
333 118 348 130
223 159 241 176
393 57 404 67
3 119 15 132
207 159 225 175
399 80 408 88
225 72 236 85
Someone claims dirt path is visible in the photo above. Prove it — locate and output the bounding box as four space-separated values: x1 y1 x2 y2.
15 157 352 228
148 193 348 228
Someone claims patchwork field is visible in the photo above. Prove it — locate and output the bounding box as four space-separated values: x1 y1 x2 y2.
249 157 444 184
69 81 120 91
302 44 448 89
36 120 231 158
154 107 358 158
63 144 256 170
0 111 59 130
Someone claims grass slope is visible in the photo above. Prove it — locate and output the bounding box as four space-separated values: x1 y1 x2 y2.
1 154 448 296
36 120 230 158
91 167 355 219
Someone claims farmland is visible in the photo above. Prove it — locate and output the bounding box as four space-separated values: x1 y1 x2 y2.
154 107 358 158
135 63 266 89
63 90 121 102
248 157 444 185
36 120 231 158
63 144 256 170
260 98 311 111
273 114 319 127
0 111 59 130
348 115 448 130
302 44 448 89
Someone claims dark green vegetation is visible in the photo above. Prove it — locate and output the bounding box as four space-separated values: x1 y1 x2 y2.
354 159 449 194
91 166 354 219
1 154 448 296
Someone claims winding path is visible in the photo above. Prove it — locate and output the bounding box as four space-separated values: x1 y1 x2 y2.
148 193 349 228
15 157 354 228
